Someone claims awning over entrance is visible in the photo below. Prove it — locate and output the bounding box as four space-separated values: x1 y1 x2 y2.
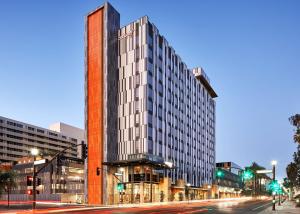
103 153 174 170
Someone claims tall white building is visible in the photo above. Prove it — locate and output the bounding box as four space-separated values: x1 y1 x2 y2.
117 16 217 188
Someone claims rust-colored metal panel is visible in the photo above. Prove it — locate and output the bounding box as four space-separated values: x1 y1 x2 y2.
87 8 104 205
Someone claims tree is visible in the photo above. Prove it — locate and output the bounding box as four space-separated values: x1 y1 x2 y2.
289 114 300 144
247 162 269 195
0 170 18 208
286 162 298 187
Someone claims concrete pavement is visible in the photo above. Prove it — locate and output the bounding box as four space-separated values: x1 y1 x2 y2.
258 200 300 214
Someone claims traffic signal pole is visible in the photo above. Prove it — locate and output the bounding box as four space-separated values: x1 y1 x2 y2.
31 143 84 209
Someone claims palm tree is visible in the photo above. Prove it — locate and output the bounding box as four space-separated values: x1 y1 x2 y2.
248 162 270 196
0 170 18 208
289 114 300 144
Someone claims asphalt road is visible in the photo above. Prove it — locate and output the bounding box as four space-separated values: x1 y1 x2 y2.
83 199 272 214
10 198 273 214
4 199 271 214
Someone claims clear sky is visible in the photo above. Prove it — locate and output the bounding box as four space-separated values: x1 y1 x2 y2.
0 0 299 180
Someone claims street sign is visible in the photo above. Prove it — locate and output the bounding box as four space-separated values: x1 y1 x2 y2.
34 159 47 165
256 169 272 174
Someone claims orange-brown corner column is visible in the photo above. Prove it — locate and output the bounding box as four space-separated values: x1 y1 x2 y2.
87 7 104 205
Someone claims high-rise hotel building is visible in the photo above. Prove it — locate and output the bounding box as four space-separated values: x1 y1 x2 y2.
86 2 217 205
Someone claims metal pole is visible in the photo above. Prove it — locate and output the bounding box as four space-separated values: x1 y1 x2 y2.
150 166 153 203
218 179 220 199
188 187 190 203
272 164 275 211
7 181 10 208
121 172 124 203
278 193 281 206
33 155 37 210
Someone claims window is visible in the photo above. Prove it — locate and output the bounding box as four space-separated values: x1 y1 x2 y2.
37 129 44 134
135 127 140 140
28 126 35 131
49 132 58 137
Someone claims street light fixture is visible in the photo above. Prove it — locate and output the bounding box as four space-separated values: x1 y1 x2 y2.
31 148 39 156
186 183 191 203
271 160 277 166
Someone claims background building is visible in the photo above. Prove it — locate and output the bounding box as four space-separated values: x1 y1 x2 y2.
0 116 85 163
243 162 272 196
0 156 84 203
213 162 243 198
85 2 217 205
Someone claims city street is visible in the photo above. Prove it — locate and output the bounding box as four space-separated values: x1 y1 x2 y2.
1 1 300 214
0 198 276 214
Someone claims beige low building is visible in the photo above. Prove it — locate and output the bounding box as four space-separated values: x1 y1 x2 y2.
3 156 85 203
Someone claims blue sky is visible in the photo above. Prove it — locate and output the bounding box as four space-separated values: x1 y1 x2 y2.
0 0 299 179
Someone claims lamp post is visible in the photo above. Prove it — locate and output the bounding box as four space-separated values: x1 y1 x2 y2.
164 161 173 202
271 160 277 211
207 185 212 199
31 148 39 210
186 183 191 203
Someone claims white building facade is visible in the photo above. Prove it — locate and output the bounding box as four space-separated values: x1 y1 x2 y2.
0 116 85 163
117 16 217 188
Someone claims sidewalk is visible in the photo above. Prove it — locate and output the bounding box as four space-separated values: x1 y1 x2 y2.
259 200 300 213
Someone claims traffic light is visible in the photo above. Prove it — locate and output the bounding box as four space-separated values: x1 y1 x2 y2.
117 183 125 191
268 180 280 193
57 155 63 167
243 170 254 180
216 169 224 178
27 176 33 186
81 142 87 160
37 178 42 186
26 189 40 195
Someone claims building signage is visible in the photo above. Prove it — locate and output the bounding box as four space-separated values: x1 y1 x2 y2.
256 169 272 174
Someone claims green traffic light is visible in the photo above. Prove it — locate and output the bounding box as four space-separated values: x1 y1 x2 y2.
117 183 124 191
216 170 224 178
268 180 282 194
243 170 253 180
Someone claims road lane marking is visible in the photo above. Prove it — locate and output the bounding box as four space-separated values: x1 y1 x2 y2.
252 202 272 211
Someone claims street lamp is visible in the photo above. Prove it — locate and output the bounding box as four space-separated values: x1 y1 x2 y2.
31 148 39 156
186 183 191 203
30 148 39 210
271 160 277 211
271 160 277 166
